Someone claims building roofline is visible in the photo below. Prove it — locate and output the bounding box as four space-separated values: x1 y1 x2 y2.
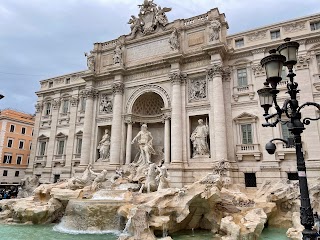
39 70 87 83
227 12 320 38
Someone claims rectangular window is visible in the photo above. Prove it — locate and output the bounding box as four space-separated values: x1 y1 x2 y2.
65 78 70 84
62 100 69 114
310 21 320 31
287 172 299 181
15 171 19 177
245 173 257 187
7 139 13 148
237 68 248 87
80 97 86 112
241 124 253 144
270 30 280 39
19 140 24 149
16 156 22 165
27 156 30 164
57 140 65 155
281 123 294 147
48 81 53 88
29 142 32 150
76 137 82 155
3 155 12 164
235 38 244 48
316 54 320 71
3 170 8 177
32 129 34 136
45 102 51 115
10 124 15 132
21 127 26 134
39 142 47 156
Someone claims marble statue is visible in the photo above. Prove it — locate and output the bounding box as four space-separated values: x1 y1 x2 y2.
113 45 123 65
68 164 97 189
169 28 179 51
84 51 95 72
155 5 171 26
91 170 108 191
128 0 171 36
131 124 156 165
97 129 111 161
190 119 210 157
156 163 170 190
17 175 40 198
128 15 141 37
209 19 221 41
139 163 159 193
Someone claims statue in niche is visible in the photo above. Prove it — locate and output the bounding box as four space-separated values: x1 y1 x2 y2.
97 129 111 161
131 124 156 165
113 45 123 65
99 95 112 114
209 19 221 41
84 51 95 72
189 79 207 101
190 119 210 157
169 28 179 51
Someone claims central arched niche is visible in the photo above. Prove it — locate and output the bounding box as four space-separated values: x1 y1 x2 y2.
132 92 164 116
130 92 165 164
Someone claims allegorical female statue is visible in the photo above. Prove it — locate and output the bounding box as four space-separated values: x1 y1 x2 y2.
131 124 156 165
190 119 210 157
97 129 111 161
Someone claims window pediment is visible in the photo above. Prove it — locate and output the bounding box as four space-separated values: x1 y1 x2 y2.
38 134 49 140
56 132 67 138
234 112 258 124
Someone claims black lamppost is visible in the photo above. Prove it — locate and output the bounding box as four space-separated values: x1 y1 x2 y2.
257 38 320 240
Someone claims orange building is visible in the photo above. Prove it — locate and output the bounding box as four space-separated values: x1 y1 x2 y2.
0 109 34 185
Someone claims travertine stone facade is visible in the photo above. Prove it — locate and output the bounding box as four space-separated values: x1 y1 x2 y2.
27 2 320 188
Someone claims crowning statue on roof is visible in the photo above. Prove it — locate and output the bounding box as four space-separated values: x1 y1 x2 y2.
128 0 171 37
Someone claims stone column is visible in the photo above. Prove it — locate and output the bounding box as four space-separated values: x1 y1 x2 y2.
46 98 61 168
80 88 98 166
207 64 228 160
26 101 43 176
169 71 186 164
110 82 124 166
65 95 79 168
163 114 171 164
125 120 133 165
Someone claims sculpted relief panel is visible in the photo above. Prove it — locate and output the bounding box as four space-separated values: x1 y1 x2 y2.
126 37 171 65
187 30 205 47
188 78 207 102
99 94 113 114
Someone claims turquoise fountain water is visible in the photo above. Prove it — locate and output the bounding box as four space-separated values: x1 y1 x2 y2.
0 224 289 240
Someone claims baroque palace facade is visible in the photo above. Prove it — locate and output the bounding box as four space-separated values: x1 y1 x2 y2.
27 2 320 187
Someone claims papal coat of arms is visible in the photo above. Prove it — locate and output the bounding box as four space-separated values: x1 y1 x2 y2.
128 0 171 37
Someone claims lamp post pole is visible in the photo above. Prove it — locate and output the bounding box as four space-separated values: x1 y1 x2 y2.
258 38 319 240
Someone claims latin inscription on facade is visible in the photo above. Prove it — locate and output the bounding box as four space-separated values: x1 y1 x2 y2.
126 37 170 64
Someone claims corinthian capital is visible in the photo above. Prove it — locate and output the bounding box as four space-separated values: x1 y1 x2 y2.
206 64 223 80
84 88 99 99
169 71 187 85
112 82 124 95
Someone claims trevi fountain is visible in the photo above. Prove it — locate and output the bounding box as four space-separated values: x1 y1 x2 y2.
4 0 320 239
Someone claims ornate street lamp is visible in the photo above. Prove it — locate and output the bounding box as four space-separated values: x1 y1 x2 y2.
257 38 320 240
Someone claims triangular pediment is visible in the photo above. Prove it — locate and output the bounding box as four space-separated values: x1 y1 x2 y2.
234 112 258 122
75 130 83 136
56 132 67 138
38 134 48 140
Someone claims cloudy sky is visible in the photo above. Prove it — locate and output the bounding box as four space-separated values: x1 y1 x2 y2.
1 0 319 114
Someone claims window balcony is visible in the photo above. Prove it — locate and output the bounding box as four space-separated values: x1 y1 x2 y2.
232 84 255 102
34 156 47 167
275 142 296 160
236 143 261 161
53 155 66 167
